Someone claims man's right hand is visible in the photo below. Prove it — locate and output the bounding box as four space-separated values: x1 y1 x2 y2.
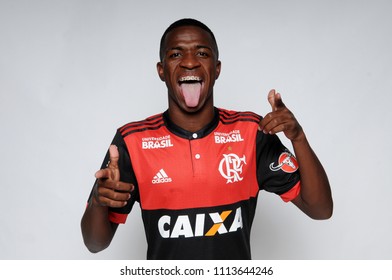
92 145 134 208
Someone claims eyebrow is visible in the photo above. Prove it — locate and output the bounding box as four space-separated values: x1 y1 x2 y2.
196 45 213 50
168 45 213 51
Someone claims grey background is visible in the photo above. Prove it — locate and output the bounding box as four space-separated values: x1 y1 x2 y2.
1 0 391 259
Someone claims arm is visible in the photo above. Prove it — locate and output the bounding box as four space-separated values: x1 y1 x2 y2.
259 90 333 220
81 145 134 253
80 197 119 253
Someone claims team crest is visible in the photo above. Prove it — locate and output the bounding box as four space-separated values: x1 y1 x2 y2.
218 153 246 184
269 152 298 173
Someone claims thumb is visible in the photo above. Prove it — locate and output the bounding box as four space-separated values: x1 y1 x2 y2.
108 145 119 169
267 89 284 111
94 145 120 180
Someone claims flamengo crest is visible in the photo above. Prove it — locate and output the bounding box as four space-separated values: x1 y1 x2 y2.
218 153 246 184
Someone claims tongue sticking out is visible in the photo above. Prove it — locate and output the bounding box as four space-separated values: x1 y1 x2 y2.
180 83 202 107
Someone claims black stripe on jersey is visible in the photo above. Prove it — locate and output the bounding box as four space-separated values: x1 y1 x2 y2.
219 109 261 125
121 122 165 138
119 114 165 137
119 113 163 133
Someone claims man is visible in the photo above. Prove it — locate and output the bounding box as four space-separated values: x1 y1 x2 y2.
81 18 333 260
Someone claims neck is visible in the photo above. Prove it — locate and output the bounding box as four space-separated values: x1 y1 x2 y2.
168 105 215 133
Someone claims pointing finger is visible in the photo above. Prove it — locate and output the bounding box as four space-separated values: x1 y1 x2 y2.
95 168 110 179
267 89 285 111
267 89 277 111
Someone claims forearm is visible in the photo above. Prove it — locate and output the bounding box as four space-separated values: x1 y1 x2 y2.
292 132 333 219
81 197 117 253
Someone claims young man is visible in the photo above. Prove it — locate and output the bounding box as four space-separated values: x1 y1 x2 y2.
81 18 333 260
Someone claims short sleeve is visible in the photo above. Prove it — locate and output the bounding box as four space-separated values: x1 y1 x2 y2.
256 130 301 201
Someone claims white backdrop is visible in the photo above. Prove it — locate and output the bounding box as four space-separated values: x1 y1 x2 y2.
1 0 391 260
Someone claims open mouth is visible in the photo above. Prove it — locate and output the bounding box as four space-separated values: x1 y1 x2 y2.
178 76 203 107
178 75 203 84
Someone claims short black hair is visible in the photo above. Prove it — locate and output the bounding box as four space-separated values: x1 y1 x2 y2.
159 18 219 61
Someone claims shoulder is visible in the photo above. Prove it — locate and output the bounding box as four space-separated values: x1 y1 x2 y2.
117 113 165 138
217 108 262 124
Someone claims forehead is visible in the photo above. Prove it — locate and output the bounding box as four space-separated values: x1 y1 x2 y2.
163 25 215 49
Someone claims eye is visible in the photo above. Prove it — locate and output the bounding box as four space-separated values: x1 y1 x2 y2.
197 51 209 57
169 52 181 58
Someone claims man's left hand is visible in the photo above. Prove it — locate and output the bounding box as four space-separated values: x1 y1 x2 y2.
258 89 304 142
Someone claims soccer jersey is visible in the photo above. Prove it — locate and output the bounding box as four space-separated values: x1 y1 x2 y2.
90 107 301 259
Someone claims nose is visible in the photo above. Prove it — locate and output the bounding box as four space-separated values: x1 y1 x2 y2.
180 52 200 70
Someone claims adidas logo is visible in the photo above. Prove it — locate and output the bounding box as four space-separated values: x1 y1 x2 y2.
152 169 172 184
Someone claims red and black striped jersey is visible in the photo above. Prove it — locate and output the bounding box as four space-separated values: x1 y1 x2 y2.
89 107 300 259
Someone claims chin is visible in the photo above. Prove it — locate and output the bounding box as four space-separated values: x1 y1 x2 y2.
180 105 202 114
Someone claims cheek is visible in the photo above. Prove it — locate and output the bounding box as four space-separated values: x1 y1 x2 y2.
205 62 219 78
164 64 178 81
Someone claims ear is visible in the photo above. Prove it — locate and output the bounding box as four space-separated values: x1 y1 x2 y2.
215 60 222 80
156 62 165 81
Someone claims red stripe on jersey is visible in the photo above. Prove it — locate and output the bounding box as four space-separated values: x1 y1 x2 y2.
86 203 129 224
280 181 301 202
109 211 128 224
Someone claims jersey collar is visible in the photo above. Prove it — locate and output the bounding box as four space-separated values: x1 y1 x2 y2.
163 107 220 140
